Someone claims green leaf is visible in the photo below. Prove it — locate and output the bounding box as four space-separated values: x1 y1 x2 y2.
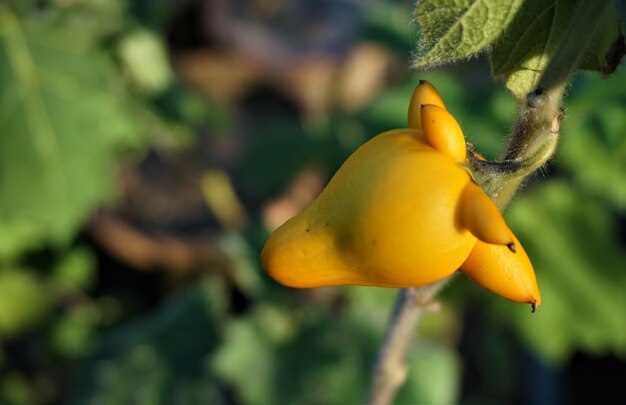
560 112 626 210
0 10 139 255
68 282 225 405
577 17 625 75
51 247 96 292
51 304 99 357
6 0 127 41
361 2 414 55
557 68 626 210
218 232 264 296
211 316 275 404
396 343 461 405
412 0 523 68
117 29 173 95
491 0 624 97
491 0 573 96
505 182 626 362
0 268 49 336
212 303 376 405
0 373 35 405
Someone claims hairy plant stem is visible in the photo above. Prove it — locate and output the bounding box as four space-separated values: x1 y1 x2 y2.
471 82 565 210
367 2 613 402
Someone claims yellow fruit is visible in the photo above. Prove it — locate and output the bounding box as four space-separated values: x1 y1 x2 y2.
461 233 541 310
261 81 541 309
421 104 467 163
261 128 477 288
460 181 513 247
408 80 445 129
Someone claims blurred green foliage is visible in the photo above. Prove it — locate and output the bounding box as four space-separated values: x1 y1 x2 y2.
0 11 136 254
0 1 624 404
505 74 626 361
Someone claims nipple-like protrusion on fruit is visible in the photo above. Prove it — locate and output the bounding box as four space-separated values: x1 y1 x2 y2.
421 104 467 162
460 181 514 247
408 80 446 129
461 234 542 308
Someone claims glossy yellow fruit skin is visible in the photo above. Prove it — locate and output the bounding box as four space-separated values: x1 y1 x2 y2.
421 104 467 163
462 233 541 307
262 79 541 309
408 80 445 129
460 181 513 247
261 128 477 288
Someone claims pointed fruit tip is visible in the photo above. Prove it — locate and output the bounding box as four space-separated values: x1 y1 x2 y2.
460 237 541 309
408 81 446 129
461 182 512 246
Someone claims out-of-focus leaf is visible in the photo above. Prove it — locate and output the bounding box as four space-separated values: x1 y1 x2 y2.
237 119 317 196
68 281 225 405
505 181 626 362
361 2 413 55
0 268 49 336
4 1 33 14
52 304 99 357
491 0 624 97
155 84 232 131
0 373 34 405
211 315 275 404
396 343 461 404
10 0 127 42
577 19 625 76
130 0 170 30
212 302 375 405
560 123 626 210
118 29 173 95
38 0 129 43
412 0 523 68
218 232 264 296
211 288 460 405
203 172 249 230
558 70 626 210
51 247 96 292
0 9 139 255
347 287 461 403
0 222 42 262
345 286 397 333
563 66 626 109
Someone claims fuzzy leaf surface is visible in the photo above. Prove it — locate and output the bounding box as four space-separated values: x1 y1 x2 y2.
491 0 624 97
412 0 523 68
